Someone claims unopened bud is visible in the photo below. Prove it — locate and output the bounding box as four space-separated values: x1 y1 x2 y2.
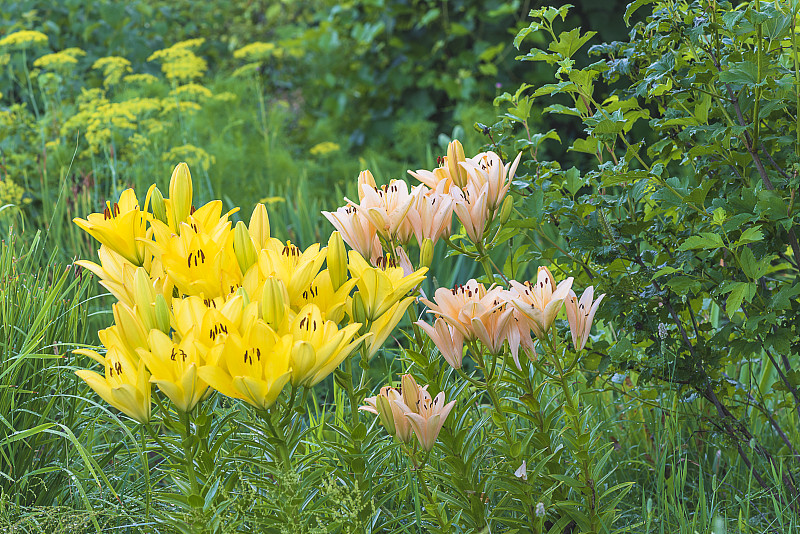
133 268 156 330
447 139 467 188
261 278 287 330
401 374 420 410
351 292 367 325
154 294 171 334
327 231 348 290
148 185 168 224
290 340 315 386
376 394 396 436
234 221 258 274
235 286 250 306
249 203 270 249
499 195 514 225
169 162 193 229
420 238 434 269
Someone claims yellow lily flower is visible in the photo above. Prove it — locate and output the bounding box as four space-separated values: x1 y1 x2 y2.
364 296 416 358
73 188 150 266
197 320 291 410
75 346 151 423
294 270 357 323
76 245 138 307
347 250 427 320
258 241 327 307
137 330 208 413
288 304 366 387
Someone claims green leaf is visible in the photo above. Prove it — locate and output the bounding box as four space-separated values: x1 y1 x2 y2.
726 282 756 317
549 28 597 59
678 233 724 251
736 226 763 246
718 61 759 86
624 0 657 25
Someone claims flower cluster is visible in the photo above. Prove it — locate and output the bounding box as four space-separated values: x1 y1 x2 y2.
73 163 427 423
323 140 521 265
416 267 605 369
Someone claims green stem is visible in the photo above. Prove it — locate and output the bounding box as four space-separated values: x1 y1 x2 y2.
546 334 599 531
179 411 200 497
404 444 448 530
140 425 151 520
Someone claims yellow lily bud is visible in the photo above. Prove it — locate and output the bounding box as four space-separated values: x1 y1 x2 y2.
447 139 467 188
234 221 258 274
327 231 348 291
499 195 514 225
249 203 270 249
133 268 157 330
148 185 168 225
420 238 434 269
290 340 315 387
376 394 396 436
261 278 287 330
169 162 193 229
154 294 171 334
235 286 250 306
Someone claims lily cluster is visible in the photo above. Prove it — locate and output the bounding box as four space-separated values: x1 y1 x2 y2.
360 374 455 452
73 163 427 423
323 140 522 264
415 267 605 369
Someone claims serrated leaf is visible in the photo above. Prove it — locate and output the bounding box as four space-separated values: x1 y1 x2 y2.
726 282 756 317
736 226 763 246
624 0 657 25
678 232 724 251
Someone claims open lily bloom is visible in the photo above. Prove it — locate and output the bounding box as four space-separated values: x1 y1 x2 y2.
506 266 573 339
137 330 208 413
322 204 382 261
198 320 292 410
420 279 505 342
399 388 456 452
364 296 416 358
73 188 151 266
452 181 490 244
361 386 413 442
415 316 464 369
403 185 454 246
348 250 427 321
408 139 468 192
258 241 327 307
461 150 522 213
288 304 366 387
75 345 151 424
347 178 417 244
565 286 605 350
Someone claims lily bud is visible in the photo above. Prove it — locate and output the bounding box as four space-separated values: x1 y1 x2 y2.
235 286 250 306
447 140 467 188
249 203 270 249
261 278 287 330
290 340 316 386
401 374 420 411
133 268 156 330
351 291 367 325
234 221 258 274
499 195 514 225
327 231 348 291
420 238 434 269
376 394 396 436
148 185 168 224
154 294 171 334
169 162 193 229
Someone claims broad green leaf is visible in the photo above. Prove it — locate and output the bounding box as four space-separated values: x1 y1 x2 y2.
726 282 756 317
678 232 724 251
736 226 763 246
624 0 657 25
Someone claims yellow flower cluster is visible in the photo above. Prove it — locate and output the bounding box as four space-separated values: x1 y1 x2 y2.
148 39 208 83
0 177 26 208
73 163 427 422
0 30 48 49
33 51 78 72
63 94 162 152
309 141 340 156
92 56 132 87
233 42 277 61
161 145 215 173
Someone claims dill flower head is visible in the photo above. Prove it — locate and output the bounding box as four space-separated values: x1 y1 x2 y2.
0 30 48 50
233 42 276 61
92 56 132 87
162 145 215 173
33 51 78 72
309 142 340 156
148 40 207 83
124 73 159 85
170 83 213 101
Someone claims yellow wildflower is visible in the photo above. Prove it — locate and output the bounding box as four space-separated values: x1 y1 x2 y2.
92 56 132 86
233 42 276 61
0 30 48 49
309 142 340 156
